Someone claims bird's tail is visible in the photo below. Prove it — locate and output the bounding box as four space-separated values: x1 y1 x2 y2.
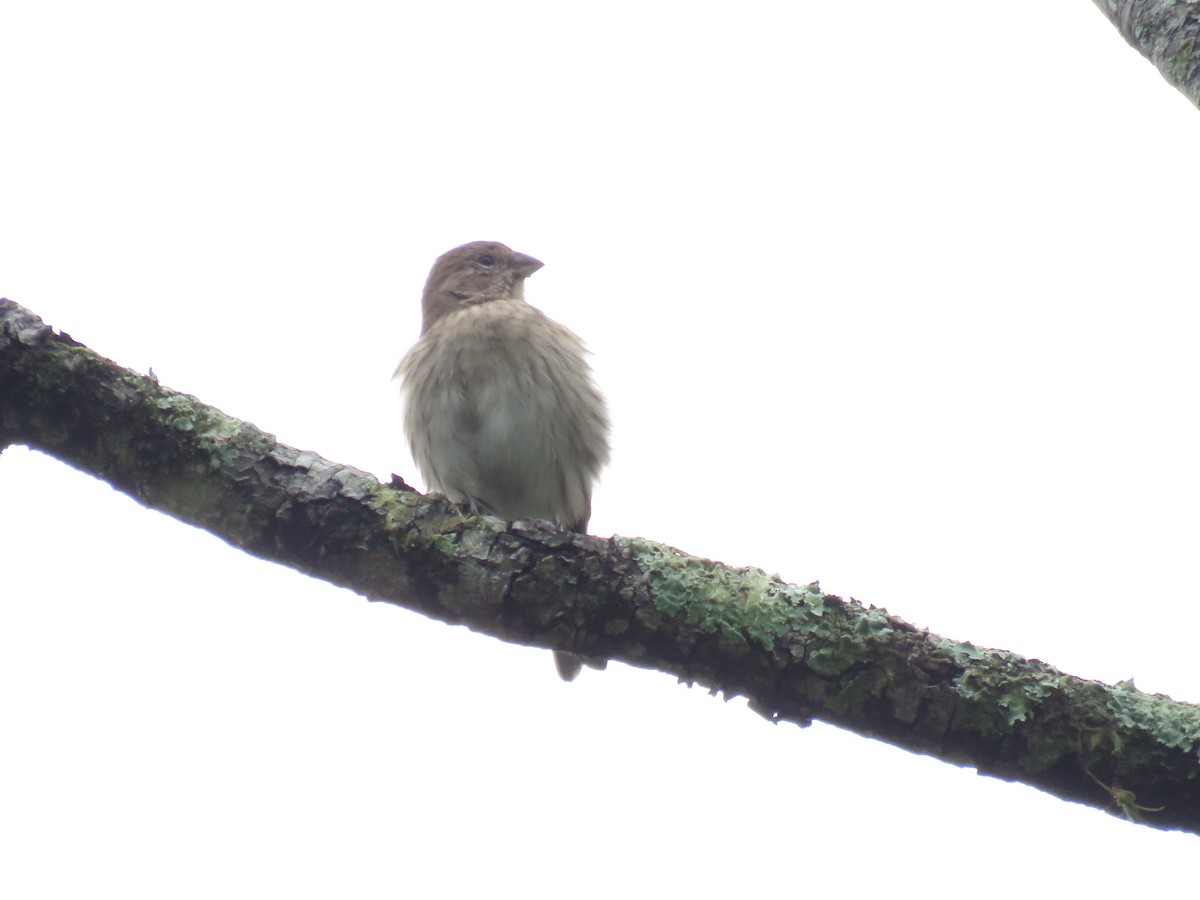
554 651 608 682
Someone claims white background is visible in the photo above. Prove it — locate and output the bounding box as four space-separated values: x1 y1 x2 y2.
2 2 1198 896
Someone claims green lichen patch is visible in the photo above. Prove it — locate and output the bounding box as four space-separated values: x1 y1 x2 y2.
952 650 1065 734
1106 688 1200 758
629 538 832 652
369 486 459 557
1166 36 1196 85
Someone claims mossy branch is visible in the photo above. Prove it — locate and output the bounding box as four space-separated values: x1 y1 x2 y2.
3 297 1199 835
1093 0 1200 109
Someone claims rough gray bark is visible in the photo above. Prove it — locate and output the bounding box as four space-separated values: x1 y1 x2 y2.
3 297 1199 834
1093 0 1200 107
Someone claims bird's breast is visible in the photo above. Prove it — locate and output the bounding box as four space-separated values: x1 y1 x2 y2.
398 300 603 526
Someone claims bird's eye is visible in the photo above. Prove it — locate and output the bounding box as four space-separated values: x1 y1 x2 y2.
477 254 496 267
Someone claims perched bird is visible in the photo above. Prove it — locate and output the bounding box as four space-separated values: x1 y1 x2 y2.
395 241 611 680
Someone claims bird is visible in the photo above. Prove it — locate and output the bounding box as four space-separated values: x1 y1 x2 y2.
395 241 611 680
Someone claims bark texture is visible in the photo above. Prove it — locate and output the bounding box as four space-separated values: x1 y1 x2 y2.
1094 0 1200 107
3 297 1199 834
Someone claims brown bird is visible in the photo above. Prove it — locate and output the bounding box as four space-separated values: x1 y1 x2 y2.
395 241 611 680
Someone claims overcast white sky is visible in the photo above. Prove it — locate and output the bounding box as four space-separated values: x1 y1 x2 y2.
3 2 1199 896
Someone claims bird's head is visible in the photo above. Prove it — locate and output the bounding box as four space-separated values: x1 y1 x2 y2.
420 241 544 333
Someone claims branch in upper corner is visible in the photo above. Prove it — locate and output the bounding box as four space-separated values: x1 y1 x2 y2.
1092 0 1200 109
3 296 1200 835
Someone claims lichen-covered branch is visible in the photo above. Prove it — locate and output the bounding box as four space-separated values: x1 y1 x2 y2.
1093 0 1200 108
3 297 1199 834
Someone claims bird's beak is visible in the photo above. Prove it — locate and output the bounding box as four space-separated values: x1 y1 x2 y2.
511 252 544 278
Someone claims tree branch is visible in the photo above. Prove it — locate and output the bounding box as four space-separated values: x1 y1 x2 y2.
1093 0 1200 108
3 297 1198 834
